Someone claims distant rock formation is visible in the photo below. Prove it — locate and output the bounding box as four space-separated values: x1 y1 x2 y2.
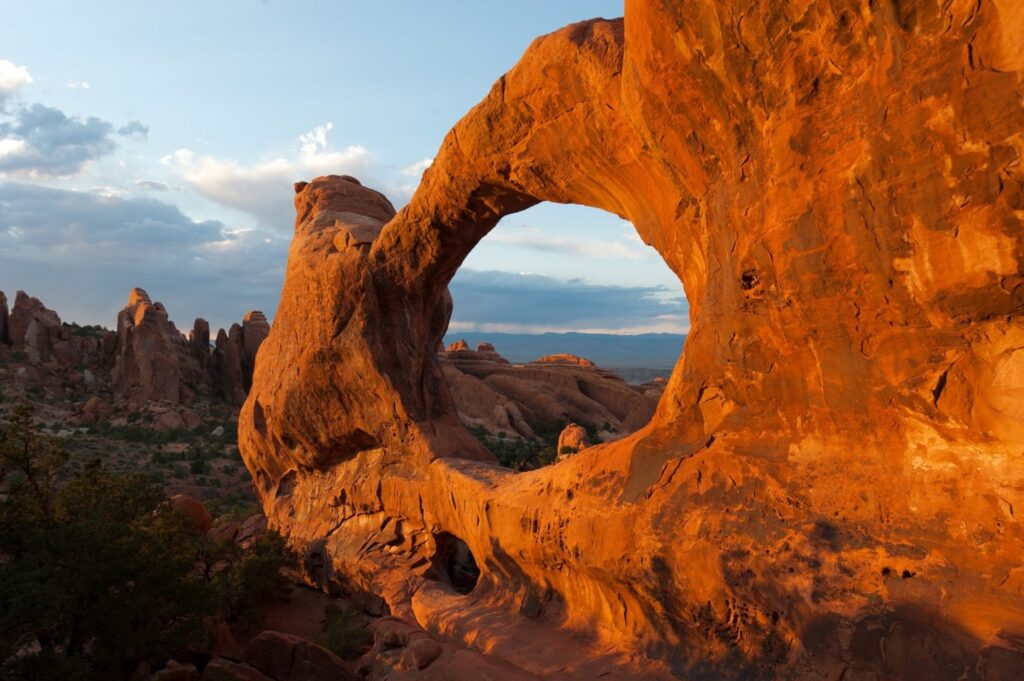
111 288 197 406
0 290 9 346
440 341 661 440
0 286 271 412
211 326 246 405
9 291 64 364
240 310 270 391
533 353 594 367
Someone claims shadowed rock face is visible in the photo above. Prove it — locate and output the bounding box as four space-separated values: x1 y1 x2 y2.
240 3 1024 679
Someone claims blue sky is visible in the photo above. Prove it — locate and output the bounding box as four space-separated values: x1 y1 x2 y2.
0 1 687 335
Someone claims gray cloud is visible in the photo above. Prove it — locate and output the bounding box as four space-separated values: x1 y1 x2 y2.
0 182 288 331
0 104 118 176
135 179 170 191
448 269 688 334
117 120 149 140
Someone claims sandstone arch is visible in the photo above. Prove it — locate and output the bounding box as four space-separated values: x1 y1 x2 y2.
241 3 1024 678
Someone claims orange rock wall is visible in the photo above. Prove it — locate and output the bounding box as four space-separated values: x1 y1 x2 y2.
241 4 1024 679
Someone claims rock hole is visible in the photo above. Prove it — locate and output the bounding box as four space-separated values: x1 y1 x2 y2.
252 400 267 436
881 566 892 577
276 470 297 498
430 531 480 595
741 269 760 293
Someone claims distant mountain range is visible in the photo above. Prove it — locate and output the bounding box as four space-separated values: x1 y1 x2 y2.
442 332 685 384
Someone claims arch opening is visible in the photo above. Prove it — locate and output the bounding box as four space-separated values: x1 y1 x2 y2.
429 531 480 595
437 202 687 470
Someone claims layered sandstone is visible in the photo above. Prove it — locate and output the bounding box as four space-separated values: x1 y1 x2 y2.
241 4 1024 679
441 341 658 440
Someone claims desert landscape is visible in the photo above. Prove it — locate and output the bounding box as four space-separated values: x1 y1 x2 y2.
3 1 1024 680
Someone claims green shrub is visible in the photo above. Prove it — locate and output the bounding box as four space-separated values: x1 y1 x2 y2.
213 532 295 624
320 604 372 659
0 406 295 679
0 407 213 680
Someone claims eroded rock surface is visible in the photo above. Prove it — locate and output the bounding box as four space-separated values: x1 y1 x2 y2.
241 3 1024 679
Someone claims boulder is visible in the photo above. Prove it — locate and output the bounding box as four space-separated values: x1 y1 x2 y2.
181 408 202 430
243 631 354 681
556 423 589 457
171 494 212 533
156 410 186 432
202 658 272 681
151 660 199 681
83 396 114 422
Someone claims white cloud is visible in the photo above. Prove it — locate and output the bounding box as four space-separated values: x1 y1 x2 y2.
402 157 432 176
163 123 374 231
67 79 91 90
298 122 332 154
0 60 32 103
487 224 653 261
0 137 27 160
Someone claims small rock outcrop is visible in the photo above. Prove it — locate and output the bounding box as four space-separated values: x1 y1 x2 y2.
556 422 589 457
9 290 64 363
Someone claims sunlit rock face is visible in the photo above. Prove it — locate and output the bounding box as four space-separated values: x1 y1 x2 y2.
240 3 1024 679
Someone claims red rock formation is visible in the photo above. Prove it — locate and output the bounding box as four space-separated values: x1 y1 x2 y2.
240 311 270 390
241 4 1024 679
212 327 246 406
111 288 197 405
190 318 211 371
441 342 656 439
0 290 9 346
9 291 64 363
533 353 594 367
